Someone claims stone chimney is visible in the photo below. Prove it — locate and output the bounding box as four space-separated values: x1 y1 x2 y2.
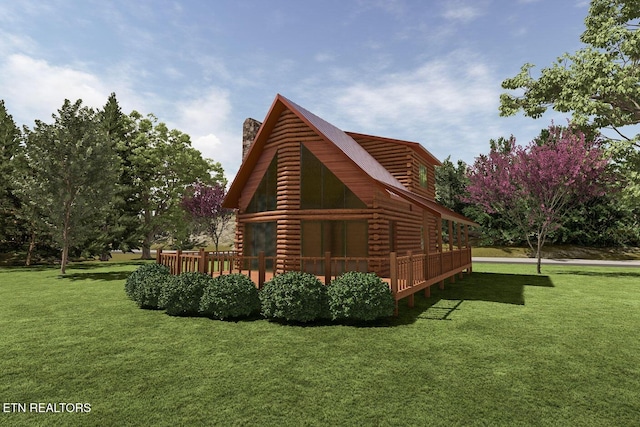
242 118 262 161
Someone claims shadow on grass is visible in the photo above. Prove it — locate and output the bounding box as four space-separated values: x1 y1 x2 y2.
65 271 133 282
553 270 640 278
392 271 554 325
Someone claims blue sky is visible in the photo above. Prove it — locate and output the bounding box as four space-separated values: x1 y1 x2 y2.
0 0 591 181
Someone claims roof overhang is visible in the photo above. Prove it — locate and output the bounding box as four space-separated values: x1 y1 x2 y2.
379 181 478 227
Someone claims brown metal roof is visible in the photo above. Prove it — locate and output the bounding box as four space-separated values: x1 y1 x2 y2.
223 94 476 226
346 132 442 166
280 96 406 191
379 182 478 226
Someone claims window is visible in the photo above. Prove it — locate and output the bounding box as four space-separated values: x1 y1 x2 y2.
301 220 368 274
419 164 428 188
246 154 277 213
389 221 397 253
243 222 276 269
300 144 366 209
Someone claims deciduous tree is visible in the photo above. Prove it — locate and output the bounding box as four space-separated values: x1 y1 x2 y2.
467 125 611 273
126 112 223 258
500 0 640 227
182 182 234 251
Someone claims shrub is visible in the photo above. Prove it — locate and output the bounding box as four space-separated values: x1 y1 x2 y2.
124 263 171 309
160 272 212 316
327 272 394 321
260 271 327 322
199 274 260 320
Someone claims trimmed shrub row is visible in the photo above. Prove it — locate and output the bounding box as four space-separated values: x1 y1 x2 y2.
124 263 171 309
125 266 394 323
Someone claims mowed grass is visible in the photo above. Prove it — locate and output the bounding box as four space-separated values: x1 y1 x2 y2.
1 261 639 426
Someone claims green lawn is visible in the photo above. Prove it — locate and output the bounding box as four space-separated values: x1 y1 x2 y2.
1 261 638 426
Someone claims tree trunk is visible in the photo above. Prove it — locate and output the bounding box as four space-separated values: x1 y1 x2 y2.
26 230 36 266
100 251 111 261
141 229 155 259
536 235 543 275
141 244 152 259
61 244 68 275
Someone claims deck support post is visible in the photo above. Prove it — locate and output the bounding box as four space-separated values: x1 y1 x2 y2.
156 248 162 264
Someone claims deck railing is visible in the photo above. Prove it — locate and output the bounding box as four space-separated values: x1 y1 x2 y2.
156 247 472 313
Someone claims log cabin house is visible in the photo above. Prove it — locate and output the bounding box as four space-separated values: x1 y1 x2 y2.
220 94 476 303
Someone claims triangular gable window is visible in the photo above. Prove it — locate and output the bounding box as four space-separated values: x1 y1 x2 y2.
300 144 366 209
246 154 277 213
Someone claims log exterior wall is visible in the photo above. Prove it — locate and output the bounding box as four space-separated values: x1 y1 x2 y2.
233 104 466 278
350 134 436 201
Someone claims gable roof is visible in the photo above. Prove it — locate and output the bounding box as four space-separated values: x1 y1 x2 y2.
281 96 406 190
223 94 476 226
224 94 405 208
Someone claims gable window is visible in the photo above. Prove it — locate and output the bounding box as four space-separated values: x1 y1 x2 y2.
246 154 277 213
419 164 428 188
300 144 366 209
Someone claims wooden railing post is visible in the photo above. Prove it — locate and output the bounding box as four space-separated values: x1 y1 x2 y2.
465 224 472 274
258 251 265 289
156 248 162 264
407 251 414 308
198 248 205 274
176 249 182 275
390 252 398 316
324 251 332 286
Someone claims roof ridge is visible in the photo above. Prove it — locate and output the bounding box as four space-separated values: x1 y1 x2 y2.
277 95 406 191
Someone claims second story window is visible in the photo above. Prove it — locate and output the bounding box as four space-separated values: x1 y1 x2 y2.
419 164 428 188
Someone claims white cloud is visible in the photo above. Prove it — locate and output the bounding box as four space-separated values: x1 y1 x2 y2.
0 54 110 125
297 50 509 164
442 2 484 23
314 52 335 63
172 87 242 183
0 52 154 128
333 51 497 130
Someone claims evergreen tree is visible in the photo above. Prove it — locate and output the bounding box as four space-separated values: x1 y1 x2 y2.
19 99 119 274
0 100 22 246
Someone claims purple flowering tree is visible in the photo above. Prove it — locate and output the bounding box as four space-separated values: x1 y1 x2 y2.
181 182 234 252
466 124 611 273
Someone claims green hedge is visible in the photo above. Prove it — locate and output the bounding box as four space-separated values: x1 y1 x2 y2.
124 263 171 309
260 272 327 322
327 272 394 321
199 274 260 320
160 272 212 316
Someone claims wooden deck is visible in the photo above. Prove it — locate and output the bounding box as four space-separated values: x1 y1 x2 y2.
157 248 472 315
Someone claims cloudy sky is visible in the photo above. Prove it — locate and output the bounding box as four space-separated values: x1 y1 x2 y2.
0 0 591 181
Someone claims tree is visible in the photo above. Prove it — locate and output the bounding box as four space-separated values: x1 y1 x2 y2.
0 100 22 246
435 156 470 214
91 93 141 260
499 0 640 227
466 125 611 273
181 182 234 251
18 99 119 274
126 112 223 259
